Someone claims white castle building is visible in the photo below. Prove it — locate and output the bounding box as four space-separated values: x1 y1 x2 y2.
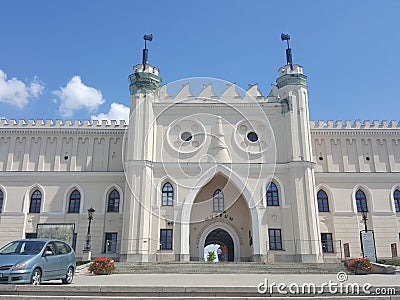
0 39 399 263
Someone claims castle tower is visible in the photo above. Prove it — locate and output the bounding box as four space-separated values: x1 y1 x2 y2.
121 35 161 262
274 34 322 262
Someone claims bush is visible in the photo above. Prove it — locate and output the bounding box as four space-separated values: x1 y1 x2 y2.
88 257 116 275
76 260 91 266
377 258 400 266
206 251 216 262
347 258 374 273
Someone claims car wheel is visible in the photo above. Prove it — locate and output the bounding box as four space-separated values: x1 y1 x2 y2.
31 268 42 285
61 266 74 284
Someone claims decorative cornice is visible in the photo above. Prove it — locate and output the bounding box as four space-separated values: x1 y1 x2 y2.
0 119 127 128
0 129 125 135
311 130 400 136
310 120 400 129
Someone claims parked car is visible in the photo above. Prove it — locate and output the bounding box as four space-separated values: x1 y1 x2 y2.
0 239 76 285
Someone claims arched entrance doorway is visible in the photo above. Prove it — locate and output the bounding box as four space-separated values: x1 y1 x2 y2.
205 228 234 261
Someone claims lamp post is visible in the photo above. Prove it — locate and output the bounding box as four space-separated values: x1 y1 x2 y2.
83 207 95 261
361 211 368 232
85 207 95 250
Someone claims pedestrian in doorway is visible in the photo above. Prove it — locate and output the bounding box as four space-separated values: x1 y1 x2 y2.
223 246 228 262
217 247 222 262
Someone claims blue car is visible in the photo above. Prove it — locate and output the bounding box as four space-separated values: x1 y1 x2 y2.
0 239 76 285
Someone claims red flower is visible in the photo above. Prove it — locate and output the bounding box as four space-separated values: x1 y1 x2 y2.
88 257 116 275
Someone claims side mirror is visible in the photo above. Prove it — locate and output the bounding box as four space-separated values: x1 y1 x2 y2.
44 250 53 256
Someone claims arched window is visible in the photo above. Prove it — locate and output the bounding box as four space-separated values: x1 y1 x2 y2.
266 182 279 206
0 190 3 213
29 190 42 213
162 182 173 206
317 190 329 212
356 190 368 212
108 189 120 212
394 189 400 212
68 190 81 213
213 189 224 212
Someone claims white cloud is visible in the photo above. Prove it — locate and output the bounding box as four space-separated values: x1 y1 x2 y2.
53 76 105 118
0 70 44 108
28 76 45 99
91 102 129 124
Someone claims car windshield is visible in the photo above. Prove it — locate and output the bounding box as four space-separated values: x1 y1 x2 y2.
0 241 46 255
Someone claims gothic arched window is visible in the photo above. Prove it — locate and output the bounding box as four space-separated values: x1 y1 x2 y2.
29 190 42 213
0 190 3 213
394 189 400 212
213 189 224 212
356 190 368 212
68 190 81 213
108 189 120 212
162 182 173 206
317 190 329 212
266 182 279 206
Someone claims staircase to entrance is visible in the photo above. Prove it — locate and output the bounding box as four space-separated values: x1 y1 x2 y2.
115 261 345 274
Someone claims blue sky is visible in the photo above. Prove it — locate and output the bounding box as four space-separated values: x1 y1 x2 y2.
1 1 399 122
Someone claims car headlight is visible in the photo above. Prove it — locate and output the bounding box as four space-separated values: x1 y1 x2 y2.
12 263 27 270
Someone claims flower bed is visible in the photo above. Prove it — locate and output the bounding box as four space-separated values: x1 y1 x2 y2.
347 258 374 274
88 257 116 275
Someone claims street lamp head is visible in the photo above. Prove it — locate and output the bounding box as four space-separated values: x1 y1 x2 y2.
281 33 290 41
361 210 368 220
144 34 153 42
87 207 95 220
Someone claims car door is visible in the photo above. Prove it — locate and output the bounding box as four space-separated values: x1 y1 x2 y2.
41 242 59 280
54 241 69 277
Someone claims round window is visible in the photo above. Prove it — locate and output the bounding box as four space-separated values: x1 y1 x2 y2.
181 132 193 142
247 132 258 142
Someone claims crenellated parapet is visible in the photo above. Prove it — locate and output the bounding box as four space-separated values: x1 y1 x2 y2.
310 120 400 129
154 83 279 102
0 119 127 128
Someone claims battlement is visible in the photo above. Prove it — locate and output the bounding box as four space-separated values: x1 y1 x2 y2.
158 83 270 101
310 120 400 129
0 119 128 128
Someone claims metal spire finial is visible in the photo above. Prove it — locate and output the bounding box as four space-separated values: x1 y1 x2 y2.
142 34 153 70
281 33 293 70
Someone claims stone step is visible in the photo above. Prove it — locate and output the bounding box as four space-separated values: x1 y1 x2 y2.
114 262 345 274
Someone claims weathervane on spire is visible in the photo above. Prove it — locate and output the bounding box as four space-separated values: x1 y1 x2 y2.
281 33 293 70
142 34 153 70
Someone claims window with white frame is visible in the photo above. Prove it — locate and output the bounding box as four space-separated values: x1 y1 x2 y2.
160 229 173 250
162 182 173 206
29 190 42 213
317 190 329 212
321 233 334 253
394 189 400 212
213 189 224 212
268 228 282 250
266 182 279 206
0 190 3 213
107 189 120 212
68 190 81 213
355 190 368 212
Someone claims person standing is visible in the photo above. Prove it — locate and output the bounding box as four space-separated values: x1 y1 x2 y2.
223 246 228 262
217 247 222 262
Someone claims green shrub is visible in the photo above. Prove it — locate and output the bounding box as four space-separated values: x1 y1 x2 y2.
76 260 91 266
378 258 400 266
206 251 216 262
